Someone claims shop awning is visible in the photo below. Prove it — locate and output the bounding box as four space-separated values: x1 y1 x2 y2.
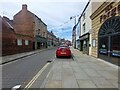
36 36 47 43
79 33 89 41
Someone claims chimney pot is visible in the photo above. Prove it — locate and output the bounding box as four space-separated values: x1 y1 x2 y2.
22 4 27 10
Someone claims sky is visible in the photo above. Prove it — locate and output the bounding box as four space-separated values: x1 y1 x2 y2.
0 0 89 41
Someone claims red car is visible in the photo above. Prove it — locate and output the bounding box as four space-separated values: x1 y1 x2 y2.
56 45 71 58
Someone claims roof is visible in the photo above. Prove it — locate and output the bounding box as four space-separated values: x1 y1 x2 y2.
3 16 14 29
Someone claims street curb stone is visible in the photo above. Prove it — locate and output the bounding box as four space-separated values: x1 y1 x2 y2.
0 47 54 65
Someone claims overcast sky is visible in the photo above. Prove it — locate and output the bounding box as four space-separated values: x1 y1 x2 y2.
0 0 89 41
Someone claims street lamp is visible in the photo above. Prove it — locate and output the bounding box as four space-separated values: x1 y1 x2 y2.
70 15 78 49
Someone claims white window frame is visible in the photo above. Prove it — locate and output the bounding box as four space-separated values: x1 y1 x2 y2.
25 40 29 45
83 13 85 21
17 39 22 46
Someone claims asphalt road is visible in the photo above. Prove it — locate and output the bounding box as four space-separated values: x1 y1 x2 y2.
2 47 56 88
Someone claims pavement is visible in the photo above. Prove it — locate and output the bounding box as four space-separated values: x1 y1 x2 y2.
38 47 119 89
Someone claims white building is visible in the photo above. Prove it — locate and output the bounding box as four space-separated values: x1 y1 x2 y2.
79 0 92 55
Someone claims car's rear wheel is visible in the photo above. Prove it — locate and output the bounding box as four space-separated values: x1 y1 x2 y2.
69 55 71 58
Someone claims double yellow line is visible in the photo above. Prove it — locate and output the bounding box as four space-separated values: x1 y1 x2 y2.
24 63 50 89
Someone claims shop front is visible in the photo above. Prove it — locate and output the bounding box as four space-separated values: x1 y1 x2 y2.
76 39 80 49
98 16 120 65
79 33 89 55
36 35 47 49
90 2 120 65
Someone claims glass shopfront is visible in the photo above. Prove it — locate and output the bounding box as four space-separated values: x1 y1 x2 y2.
98 16 120 66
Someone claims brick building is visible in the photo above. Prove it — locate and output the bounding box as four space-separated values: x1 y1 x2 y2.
1 16 16 56
1 16 34 56
34 15 47 49
14 4 47 50
1 4 58 56
47 31 57 47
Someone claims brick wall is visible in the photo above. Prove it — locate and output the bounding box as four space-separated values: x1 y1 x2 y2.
2 16 34 56
13 4 34 38
2 17 17 56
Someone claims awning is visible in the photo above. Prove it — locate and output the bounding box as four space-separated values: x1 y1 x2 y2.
36 36 47 43
79 33 89 41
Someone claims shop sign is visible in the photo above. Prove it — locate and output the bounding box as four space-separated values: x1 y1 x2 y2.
79 34 89 40
100 3 120 23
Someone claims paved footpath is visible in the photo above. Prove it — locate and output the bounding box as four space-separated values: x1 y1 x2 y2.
35 47 119 89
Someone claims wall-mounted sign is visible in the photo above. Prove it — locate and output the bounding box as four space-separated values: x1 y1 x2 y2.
100 3 120 23
92 39 96 47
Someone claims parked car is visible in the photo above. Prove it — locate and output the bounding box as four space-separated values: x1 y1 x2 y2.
56 45 71 58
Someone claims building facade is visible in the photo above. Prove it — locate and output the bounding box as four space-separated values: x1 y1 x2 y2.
90 1 120 65
34 15 47 49
1 16 34 56
79 1 92 55
1 4 58 56
14 4 47 50
76 19 80 49
1 16 16 56
47 31 57 47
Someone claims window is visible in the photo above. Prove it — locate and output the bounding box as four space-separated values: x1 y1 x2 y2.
25 40 29 45
83 13 85 21
43 32 45 37
83 23 86 33
17 39 22 46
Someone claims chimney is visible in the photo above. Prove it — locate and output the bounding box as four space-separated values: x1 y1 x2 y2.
22 4 27 10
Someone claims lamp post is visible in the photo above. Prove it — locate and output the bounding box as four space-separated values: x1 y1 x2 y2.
70 15 78 49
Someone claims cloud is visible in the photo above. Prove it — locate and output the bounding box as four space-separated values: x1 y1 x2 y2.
0 0 89 41
0 0 89 3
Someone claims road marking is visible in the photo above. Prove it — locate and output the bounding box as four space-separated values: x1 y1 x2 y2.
24 63 50 89
46 68 51 78
12 85 21 90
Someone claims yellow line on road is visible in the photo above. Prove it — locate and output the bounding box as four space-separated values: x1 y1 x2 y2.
24 63 50 89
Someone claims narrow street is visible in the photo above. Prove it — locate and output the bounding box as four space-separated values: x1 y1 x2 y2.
2 47 56 88
24 47 119 89
1 1 120 89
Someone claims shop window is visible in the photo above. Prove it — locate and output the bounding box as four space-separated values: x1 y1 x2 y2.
111 34 120 57
99 36 108 55
17 39 22 46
